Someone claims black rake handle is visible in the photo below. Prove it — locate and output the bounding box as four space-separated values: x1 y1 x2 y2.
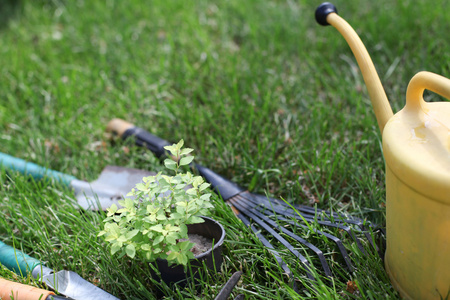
106 118 245 200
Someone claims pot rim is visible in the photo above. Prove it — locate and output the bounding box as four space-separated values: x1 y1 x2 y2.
193 216 225 259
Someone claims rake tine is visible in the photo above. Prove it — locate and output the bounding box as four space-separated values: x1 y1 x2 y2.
229 197 316 281
233 195 333 277
248 194 367 253
289 198 383 256
278 216 354 272
233 193 356 273
293 205 382 255
258 193 376 230
234 206 300 291
246 195 355 272
281 208 377 255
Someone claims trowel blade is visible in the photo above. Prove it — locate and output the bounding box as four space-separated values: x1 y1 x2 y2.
73 165 155 211
42 270 119 300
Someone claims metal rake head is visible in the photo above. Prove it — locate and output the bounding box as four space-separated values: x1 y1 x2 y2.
227 191 384 280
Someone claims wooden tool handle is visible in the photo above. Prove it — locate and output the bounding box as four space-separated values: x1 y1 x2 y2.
106 118 135 137
0 278 55 300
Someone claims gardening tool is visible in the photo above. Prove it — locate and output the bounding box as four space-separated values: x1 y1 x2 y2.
316 3 450 299
0 277 71 300
0 152 154 211
0 241 119 300
106 119 383 280
214 271 242 300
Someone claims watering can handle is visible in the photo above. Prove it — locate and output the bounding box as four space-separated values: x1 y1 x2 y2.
406 71 450 110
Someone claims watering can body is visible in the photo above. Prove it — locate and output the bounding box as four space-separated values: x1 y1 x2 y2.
383 73 450 299
316 3 450 299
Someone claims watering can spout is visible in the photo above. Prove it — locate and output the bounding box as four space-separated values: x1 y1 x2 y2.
315 3 394 133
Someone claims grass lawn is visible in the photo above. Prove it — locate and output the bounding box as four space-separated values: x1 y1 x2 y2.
0 0 449 299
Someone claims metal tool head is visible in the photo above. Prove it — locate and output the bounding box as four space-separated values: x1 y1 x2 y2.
72 165 155 211
42 270 119 300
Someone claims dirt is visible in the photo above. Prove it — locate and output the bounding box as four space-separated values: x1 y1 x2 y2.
180 234 213 256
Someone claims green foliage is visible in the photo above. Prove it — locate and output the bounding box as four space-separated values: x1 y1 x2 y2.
98 140 214 266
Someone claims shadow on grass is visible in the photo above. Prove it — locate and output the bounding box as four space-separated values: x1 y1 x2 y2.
0 0 22 30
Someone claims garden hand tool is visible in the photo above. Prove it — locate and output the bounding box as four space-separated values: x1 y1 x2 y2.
0 152 154 210
0 241 119 300
214 271 242 300
106 119 383 280
0 277 72 300
316 3 450 299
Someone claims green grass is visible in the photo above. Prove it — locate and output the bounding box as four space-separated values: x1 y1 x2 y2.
0 0 449 299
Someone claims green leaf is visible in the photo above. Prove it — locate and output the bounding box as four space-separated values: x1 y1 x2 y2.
175 183 187 190
170 212 183 219
163 144 177 155
192 176 204 187
178 240 193 251
124 198 135 209
116 208 127 214
164 159 177 170
144 214 157 223
135 183 146 191
111 242 121 255
180 148 194 155
186 188 197 195
179 156 194 166
147 204 158 214
167 251 178 261
117 235 127 243
141 244 151 251
105 234 117 242
179 224 188 236
125 244 136 258
200 193 211 200
199 183 210 191
153 235 164 245
178 253 188 266
126 229 139 240
143 175 155 183
186 251 195 260
165 234 177 245
176 139 184 149
188 216 205 224
106 204 118 216
150 224 163 232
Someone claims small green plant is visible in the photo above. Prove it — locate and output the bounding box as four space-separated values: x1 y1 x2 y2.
98 140 214 266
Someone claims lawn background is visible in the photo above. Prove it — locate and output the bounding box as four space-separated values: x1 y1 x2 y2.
0 0 448 299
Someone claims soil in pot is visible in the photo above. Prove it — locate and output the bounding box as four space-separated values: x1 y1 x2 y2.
180 233 213 256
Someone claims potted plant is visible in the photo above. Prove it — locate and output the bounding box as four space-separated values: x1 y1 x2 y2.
98 140 225 285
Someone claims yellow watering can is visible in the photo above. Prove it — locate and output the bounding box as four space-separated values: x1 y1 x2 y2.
316 3 450 299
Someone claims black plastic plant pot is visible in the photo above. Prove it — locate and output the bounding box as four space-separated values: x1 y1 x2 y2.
153 216 226 286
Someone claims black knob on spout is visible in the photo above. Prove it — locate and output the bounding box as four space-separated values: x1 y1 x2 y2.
315 3 338 26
